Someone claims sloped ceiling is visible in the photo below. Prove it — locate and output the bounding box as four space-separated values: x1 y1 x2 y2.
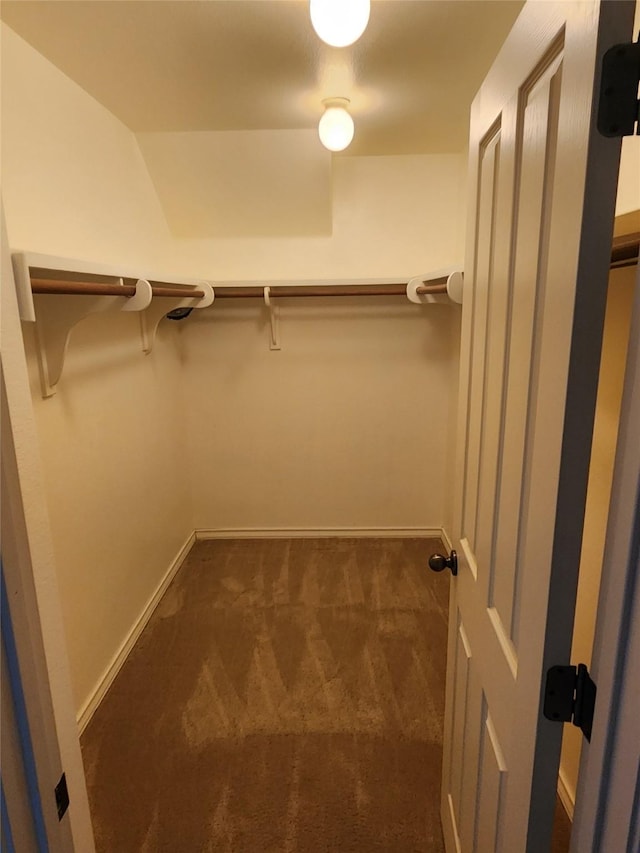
2 0 524 237
137 129 333 237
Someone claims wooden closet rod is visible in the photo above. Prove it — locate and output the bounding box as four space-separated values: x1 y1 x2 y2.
214 282 446 298
30 278 449 300
415 276 449 295
30 279 206 298
150 285 205 298
214 284 403 298
610 232 639 269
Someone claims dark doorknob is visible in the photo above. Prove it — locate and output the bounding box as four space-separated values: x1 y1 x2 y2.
429 550 458 576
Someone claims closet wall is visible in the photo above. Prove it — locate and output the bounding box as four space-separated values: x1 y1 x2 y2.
0 26 173 269
1 25 192 720
175 154 466 279
180 153 465 534
183 294 459 534
1 25 466 720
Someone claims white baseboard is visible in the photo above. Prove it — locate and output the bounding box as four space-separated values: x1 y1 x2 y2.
557 768 575 822
195 526 446 540
77 531 196 734
440 526 454 552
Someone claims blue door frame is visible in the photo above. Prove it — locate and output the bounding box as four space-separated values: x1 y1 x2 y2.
1 561 50 852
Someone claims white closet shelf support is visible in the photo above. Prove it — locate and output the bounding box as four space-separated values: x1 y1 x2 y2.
31 278 153 398
11 249 465 390
406 268 464 305
11 251 214 397
139 281 214 355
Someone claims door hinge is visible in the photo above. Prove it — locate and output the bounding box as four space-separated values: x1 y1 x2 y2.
55 772 69 820
543 663 597 742
598 33 640 137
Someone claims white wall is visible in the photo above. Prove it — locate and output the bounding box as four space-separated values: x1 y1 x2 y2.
180 152 466 534
138 128 333 238
1 25 193 719
172 153 466 280
1 23 466 718
21 318 193 721
183 299 459 533
0 25 174 271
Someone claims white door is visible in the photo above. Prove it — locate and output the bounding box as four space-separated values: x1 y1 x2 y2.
1 207 95 851
441 2 635 852
572 257 640 851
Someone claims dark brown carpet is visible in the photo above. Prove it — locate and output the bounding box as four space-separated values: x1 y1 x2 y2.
81 537 449 852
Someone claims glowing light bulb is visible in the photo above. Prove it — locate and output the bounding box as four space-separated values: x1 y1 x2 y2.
310 0 370 48
318 99 354 152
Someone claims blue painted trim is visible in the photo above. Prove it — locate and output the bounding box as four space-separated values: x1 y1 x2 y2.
1 563 50 852
1 779 17 853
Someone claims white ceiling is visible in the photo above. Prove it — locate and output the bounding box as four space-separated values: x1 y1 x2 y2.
1 0 523 156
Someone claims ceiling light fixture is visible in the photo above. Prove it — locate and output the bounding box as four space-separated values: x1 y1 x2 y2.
310 0 370 48
318 98 355 152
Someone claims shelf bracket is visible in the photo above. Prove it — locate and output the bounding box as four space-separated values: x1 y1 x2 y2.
33 279 153 398
139 282 215 354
